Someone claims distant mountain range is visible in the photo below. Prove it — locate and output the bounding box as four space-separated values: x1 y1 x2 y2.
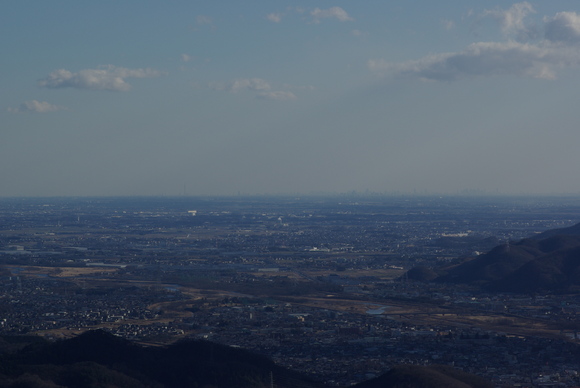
415 222 580 293
0 330 491 388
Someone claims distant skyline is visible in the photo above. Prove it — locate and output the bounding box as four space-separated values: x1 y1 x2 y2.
3 1 580 197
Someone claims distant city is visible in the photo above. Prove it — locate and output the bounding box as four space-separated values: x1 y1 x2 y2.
1 195 580 386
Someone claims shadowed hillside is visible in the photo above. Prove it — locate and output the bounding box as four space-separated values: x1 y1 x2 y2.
0 330 323 388
409 222 580 293
491 245 580 292
352 365 493 388
435 240 542 284
532 223 580 240
0 330 493 388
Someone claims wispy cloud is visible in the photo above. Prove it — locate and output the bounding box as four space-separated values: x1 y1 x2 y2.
266 7 353 25
369 5 580 82
266 13 282 23
483 2 536 38
8 100 66 113
38 65 162 91
215 78 271 93
369 41 564 81
544 12 580 43
212 78 298 101
256 91 296 101
311 7 353 23
441 19 455 31
188 15 215 32
196 15 212 26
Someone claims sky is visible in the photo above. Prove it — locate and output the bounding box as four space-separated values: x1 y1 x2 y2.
3 1 580 197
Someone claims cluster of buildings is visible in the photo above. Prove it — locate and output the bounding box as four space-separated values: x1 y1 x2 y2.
1 197 580 385
183 295 580 387
0 275 180 336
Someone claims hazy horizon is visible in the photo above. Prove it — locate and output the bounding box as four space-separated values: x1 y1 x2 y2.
4 1 580 197
2 192 580 200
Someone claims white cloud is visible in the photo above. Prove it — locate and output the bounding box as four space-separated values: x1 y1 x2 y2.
369 6 580 83
283 83 315 91
369 41 579 81
544 12 580 43
212 78 299 101
441 19 455 31
266 13 282 23
8 100 66 113
38 65 161 91
190 15 215 32
292 7 306 15
217 78 271 93
311 7 353 23
196 15 212 26
181 54 191 63
483 2 535 37
267 7 352 25
256 91 297 101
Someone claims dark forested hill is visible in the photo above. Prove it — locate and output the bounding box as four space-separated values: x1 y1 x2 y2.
352 365 493 388
0 330 322 388
0 330 492 388
532 222 580 240
435 240 542 284
429 223 580 293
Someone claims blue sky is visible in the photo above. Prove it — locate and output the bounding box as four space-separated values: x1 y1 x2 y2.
3 1 580 196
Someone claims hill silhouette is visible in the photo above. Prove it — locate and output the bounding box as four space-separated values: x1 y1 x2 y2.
435 241 541 285
405 266 440 282
353 365 493 388
532 222 580 240
0 330 323 388
0 330 491 388
428 222 580 292
491 245 580 292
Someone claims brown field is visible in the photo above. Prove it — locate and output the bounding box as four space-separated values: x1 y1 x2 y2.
300 268 405 279
250 268 405 281
12 265 574 344
6 265 117 278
